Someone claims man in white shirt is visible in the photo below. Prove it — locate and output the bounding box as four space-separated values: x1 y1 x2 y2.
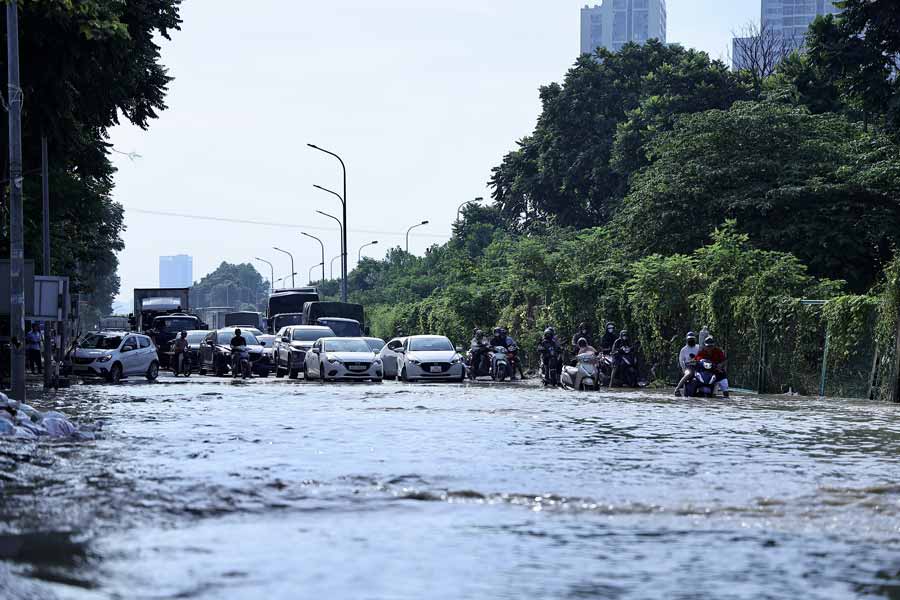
678 332 701 371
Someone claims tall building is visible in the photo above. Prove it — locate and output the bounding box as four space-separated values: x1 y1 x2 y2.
159 255 193 288
580 0 667 55
733 0 841 69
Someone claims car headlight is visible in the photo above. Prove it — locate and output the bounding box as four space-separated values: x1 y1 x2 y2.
328 356 342 365
409 358 420 365
373 359 382 366
96 355 113 363
450 357 461 364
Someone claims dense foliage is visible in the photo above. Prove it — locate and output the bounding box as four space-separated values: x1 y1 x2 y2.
190 262 268 312
0 0 182 322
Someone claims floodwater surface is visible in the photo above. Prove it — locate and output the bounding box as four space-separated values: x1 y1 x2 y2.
1 378 898 599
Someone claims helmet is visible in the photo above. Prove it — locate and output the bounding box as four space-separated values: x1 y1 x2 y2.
500 327 508 336
493 327 501 336
620 330 629 338
606 322 615 331
234 328 242 335
704 336 716 346
547 326 556 335
577 337 588 347
579 322 588 330
180 331 187 338
474 329 483 337
544 327 555 339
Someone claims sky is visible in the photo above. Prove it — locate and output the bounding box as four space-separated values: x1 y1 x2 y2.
109 0 759 309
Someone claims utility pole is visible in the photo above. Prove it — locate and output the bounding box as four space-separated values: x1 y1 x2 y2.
7 3 25 400
41 135 51 389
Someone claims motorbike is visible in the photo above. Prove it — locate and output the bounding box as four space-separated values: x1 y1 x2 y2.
507 343 522 380
539 346 562 387
683 359 718 398
490 346 511 382
561 352 600 391
465 341 491 380
609 345 639 388
231 345 252 379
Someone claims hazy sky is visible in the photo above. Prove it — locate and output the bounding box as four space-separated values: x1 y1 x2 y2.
109 0 759 306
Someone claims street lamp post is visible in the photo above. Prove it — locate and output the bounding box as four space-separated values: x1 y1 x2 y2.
309 143 348 303
329 254 341 280
406 220 430 254
254 257 274 295
358 241 379 264
457 196 484 222
316 209 343 279
313 184 346 301
301 232 326 284
272 247 295 288
309 263 324 285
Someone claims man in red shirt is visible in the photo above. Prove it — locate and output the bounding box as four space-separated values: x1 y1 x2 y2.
695 337 729 398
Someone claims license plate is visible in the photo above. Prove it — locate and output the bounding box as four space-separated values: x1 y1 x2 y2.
350 365 366 371
430 366 443 373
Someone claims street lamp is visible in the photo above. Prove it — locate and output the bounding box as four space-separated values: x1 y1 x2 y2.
309 143 348 303
301 232 326 284
316 210 343 280
358 240 379 263
406 220 430 254
329 254 341 280
254 257 274 295
313 186 347 299
272 247 295 288
457 196 484 222
275 273 298 289
309 263 324 285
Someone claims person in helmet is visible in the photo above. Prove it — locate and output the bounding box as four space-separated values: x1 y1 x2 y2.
571 322 594 354
576 337 597 356
599 322 618 354
611 330 632 356
172 330 190 376
678 331 701 371
489 327 508 349
694 336 729 398
499 327 526 379
537 327 563 385
469 328 490 377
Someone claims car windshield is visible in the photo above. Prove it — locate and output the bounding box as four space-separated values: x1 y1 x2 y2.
80 334 122 350
294 328 334 341
186 332 207 343
365 338 385 352
217 331 259 345
409 337 454 352
273 314 304 329
323 339 371 353
155 317 199 333
318 319 362 337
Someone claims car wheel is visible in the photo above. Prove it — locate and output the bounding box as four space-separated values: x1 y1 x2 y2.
199 366 207 376
400 366 407 382
146 361 159 382
108 363 123 384
373 378 383 383
215 358 227 377
258 369 270 379
319 363 326 383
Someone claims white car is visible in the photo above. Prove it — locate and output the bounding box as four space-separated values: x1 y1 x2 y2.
396 335 465 383
69 331 160 383
378 337 406 379
304 337 383 382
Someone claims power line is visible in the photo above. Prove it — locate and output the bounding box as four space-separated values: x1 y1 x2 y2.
125 207 450 240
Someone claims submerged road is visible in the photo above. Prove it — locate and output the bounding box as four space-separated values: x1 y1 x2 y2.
1 375 899 599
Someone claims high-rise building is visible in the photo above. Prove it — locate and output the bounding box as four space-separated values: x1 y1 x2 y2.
733 0 841 69
580 0 667 55
159 255 193 288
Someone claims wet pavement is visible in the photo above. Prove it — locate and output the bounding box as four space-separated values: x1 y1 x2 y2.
1 374 899 599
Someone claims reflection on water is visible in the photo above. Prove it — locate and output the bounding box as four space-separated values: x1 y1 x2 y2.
1 380 899 599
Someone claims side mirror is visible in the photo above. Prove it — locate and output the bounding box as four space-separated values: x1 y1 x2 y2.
312 348 321 354
122 345 135 353
455 346 463 353
259 341 266 347
396 348 406 354
282 336 290 343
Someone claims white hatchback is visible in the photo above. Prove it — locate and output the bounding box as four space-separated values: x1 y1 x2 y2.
304 337 383 382
396 335 465 383
69 331 160 383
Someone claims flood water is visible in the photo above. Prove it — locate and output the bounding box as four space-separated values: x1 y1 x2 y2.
1 378 899 599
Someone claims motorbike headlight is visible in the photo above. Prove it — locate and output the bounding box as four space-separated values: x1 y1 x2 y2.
96 354 113 363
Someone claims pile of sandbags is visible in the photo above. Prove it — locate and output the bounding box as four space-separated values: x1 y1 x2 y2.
0 394 93 440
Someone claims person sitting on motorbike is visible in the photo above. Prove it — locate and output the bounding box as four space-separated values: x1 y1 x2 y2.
469 329 489 375
172 330 190 376
500 327 526 379
489 327 507 349
599 322 618 354
230 328 249 378
571 322 593 353
537 328 563 383
575 337 597 356
678 332 701 371
611 330 633 358
694 336 729 398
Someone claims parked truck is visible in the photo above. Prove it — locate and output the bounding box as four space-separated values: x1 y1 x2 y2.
132 288 192 333
266 287 319 333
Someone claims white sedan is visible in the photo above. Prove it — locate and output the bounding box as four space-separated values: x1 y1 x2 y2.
304 337 383 382
396 335 465 383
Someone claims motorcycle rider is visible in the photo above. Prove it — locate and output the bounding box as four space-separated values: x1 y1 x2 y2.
678 332 701 371
172 330 190 376
500 327 526 379
469 329 489 376
571 322 593 353
230 328 249 378
599 322 618 354
575 337 597 356
489 327 507 349
537 328 563 385
694 336 729 398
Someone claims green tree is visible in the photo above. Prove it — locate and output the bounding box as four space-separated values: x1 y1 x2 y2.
614 101 900 291
191 263 269 312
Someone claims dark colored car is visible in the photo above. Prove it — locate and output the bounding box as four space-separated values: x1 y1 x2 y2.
198 328 271 378
147 314 204 367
